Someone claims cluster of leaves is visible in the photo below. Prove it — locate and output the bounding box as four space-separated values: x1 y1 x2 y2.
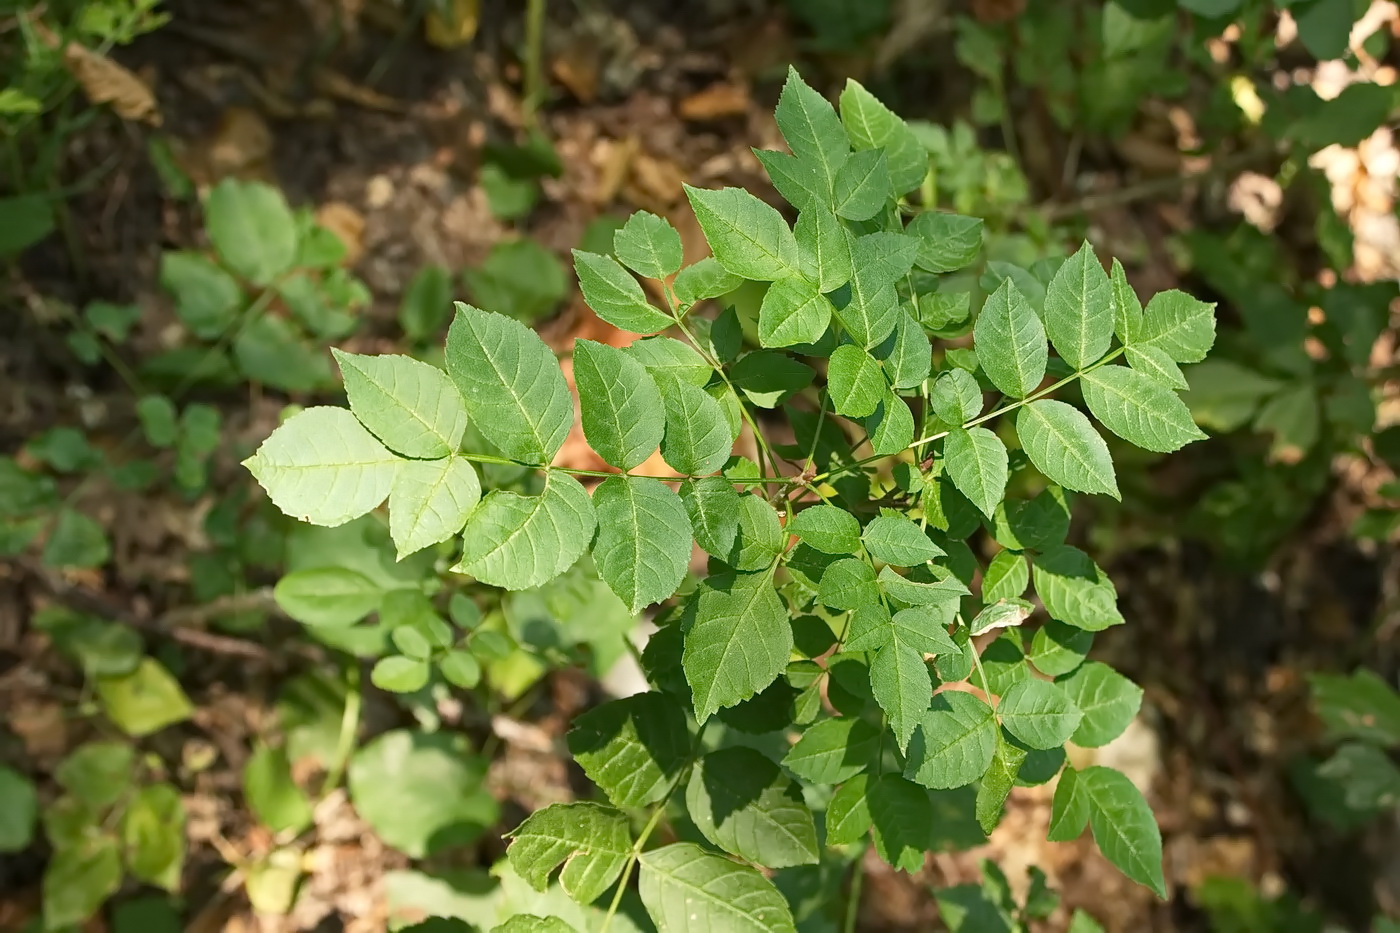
0 606 193 929
1293 668 1400 832
246 69 1218 929
149 178 371 393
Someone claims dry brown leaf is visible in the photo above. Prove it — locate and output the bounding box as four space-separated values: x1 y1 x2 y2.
62 40 161 125
314 68 407 112
314 202 366 265
553 37 603 102
678 82 751 121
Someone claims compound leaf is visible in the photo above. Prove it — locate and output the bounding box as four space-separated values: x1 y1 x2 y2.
333 350 468 459
774 66 850 195
445 303 572 464
683 571 793 721
1080 767 1166 898
592 476 692 613
1136 290 1216 363
573 339 665 470
788 504 862 555
685 185 801 281
872 641 933 752
974 279 1047 399
639 843 797 933
1016 401 1119 499
244 407 400 527
388 456 481 559
1044 243 1113 371
1081 365 1206 453
506 801 631 904
759 276 834 348
862 514 944 566
454 472 595 590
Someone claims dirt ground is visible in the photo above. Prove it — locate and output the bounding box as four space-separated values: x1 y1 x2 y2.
5 0 1400 930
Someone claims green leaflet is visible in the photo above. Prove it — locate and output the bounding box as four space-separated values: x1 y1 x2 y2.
759 276 834 348
639 843 797 933
680 476 742 557
505 801 631 904
453 472 596 590
656 373 733 475
243 407 401 527
387 456 481 559
834 232 915 349
614 211 684 280
833 149 891 221
981 550 1029 603
907 211 984 274
905 690 998 790
755 149 826 213
929 368 984 425
794 204 854 294
943 426 1009 519
333 350 468 459
1309 669 1400 745
1080 365 1207 453
839 79 928 194
1029 620 1093 677
573 249 674 334
818 558 880 610
726 493 784 571
787 503 862 554
974 279 1047 399
875 310 932 390
730 351 814 408
996 679 1083 750
1058 661 1143 747
1110 258 1143 345
868 774 933 873
866 390 915 456
591 476 692 613
871 640 933 752
828 343 887 418
1125 344 1188 389
782 716 880 784
976 733 1027 835
627 335 712 386
684 184 801 281
1136 289 1216 363
1016 400 1119 499
685 746 819 868
878 565 970 606
862 514 944 565
1032 545 1125 631
1043 242 1113 371
445 303 573 464
674 257 742 306
682 570 793 721
1077 767 1166 898
774 66 850 196
825 773 872 845
568 692 691 807
573 339 665 470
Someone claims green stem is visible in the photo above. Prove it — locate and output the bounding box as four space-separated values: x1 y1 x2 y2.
523 0 547 124
812 348 1125 486
453 451 801 485
843 844 867 933
319 663 362 799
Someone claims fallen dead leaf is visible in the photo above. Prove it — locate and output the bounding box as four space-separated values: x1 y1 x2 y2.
315 202 366 265
592 135 639 204
184 106 274 186
679 81 751 121
553 36 603 103
62 40 162 125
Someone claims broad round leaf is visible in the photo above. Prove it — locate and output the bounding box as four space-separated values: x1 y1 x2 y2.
243 407 400 527
204 179 297 285
348 730 498 857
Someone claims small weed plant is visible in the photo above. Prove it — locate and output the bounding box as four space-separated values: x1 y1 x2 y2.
245 69 1217 930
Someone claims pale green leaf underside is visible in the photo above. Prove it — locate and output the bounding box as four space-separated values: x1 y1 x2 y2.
639 843 797 933
244 406 400 527
1016 400 1119 498
388 456 481 559
1080 365 1206 453
573 339 666 470
453 472 595 590
591 476 693 613
445 303 572 464
333 350 468 459
506 801 631 904
683 571 793 721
